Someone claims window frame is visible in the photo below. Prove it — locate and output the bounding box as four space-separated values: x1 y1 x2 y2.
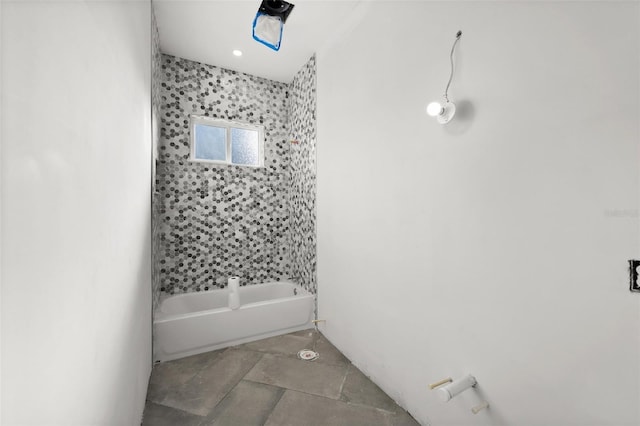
189 115 265 168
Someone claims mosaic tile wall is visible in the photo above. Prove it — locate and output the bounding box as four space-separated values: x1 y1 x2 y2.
288 56 317 294
156 54 292 294
151 9 162 310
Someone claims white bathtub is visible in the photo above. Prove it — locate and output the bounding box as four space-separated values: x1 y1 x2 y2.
153 281 314 362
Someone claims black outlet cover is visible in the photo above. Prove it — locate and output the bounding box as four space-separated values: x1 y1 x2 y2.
629 260 640 292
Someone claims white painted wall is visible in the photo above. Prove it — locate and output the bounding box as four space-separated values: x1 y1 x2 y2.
0 0 4 421
1 1 152 424
317 2 640 425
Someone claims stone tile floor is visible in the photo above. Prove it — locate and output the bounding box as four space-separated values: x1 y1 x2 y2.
142 330 420 425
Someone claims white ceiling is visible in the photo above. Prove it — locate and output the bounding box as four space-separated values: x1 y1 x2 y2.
153 0 361 83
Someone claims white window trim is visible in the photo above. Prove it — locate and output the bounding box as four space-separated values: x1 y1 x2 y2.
189 115 265 168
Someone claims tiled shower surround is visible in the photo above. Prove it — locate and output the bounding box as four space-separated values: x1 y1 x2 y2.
288 56 317 295
151 10 162 310
155 54 317 296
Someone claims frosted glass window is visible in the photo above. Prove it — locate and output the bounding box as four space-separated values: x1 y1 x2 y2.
194 124 226 161
231 128 260 166
190 115 263 167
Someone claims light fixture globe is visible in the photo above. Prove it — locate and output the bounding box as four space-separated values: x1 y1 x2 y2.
426 100 456 124
437 101 456 124
426 102 444 117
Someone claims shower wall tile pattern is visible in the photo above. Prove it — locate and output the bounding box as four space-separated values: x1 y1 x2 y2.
156 55 292 294
288 56 317 294
151 9 162 310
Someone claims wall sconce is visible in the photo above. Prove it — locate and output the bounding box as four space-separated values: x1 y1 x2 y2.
427 31 462 124
252 0 295 51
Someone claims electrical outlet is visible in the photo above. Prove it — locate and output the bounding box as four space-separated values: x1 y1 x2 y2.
629 260 640 292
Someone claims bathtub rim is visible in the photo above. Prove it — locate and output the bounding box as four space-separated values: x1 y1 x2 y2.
158 280 302 304
155 281 313 322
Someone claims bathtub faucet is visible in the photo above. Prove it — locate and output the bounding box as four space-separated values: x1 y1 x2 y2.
289 274 301 285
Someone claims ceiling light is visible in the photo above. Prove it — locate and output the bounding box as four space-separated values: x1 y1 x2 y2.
426 101 457 124
233 49 243 57
426 102 444 117
427 31 462 125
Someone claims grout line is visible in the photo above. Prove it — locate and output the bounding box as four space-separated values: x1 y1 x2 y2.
247 384 346 404
346 400 398 415
145 400 207 420
243 377 268 385
337 365 349 399
201 351 267 421
261 385 287 425
275 388 340 402
267 387 398 414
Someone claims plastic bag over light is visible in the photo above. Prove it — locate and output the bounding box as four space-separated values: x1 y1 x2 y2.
252 0 295 51
252 13 283 51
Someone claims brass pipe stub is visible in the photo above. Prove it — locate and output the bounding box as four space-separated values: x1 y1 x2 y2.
429 377 452 390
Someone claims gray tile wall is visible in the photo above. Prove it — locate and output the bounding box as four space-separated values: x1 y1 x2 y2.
156 55 291 294
151 9 162 310
153 53 317 297
288 56 317 294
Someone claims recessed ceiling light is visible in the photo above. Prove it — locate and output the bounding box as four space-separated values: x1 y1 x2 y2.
233 49 243 57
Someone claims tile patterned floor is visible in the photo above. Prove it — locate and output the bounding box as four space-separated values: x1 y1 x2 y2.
142 330 420 425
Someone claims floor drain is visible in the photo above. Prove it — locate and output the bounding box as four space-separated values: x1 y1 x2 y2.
297 349 319 361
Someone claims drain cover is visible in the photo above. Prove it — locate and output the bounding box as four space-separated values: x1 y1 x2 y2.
297 349 319 361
